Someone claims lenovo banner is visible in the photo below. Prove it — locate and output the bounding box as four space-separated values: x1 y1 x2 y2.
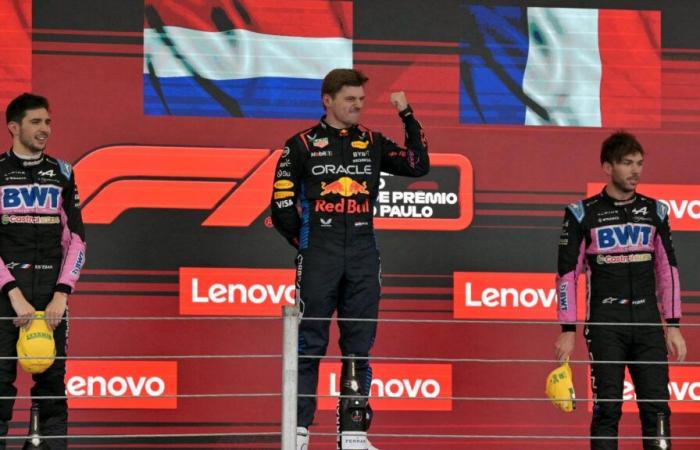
586 366 700 413
66 361 177 409
317 363 452 411
453 272 587 320
179 267 296 316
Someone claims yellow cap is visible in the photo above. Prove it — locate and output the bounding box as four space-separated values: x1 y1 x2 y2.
545 361 576 412
17 312 56 374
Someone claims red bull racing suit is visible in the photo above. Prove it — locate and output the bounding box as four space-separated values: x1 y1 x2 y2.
557 189 681 450
0 151 86 449
270 106 429 428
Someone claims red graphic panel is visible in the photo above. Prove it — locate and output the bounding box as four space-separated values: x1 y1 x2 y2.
0 0 31 108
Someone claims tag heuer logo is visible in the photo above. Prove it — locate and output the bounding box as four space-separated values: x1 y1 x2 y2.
313 138 329 149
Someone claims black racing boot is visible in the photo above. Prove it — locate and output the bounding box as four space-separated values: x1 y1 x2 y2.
22 404 50 450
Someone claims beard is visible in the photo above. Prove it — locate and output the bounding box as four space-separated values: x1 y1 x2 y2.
19 132 46 154
611 175 636 194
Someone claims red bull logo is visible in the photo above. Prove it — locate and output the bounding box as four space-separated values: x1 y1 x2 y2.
320 177 369 197
315 198 370 214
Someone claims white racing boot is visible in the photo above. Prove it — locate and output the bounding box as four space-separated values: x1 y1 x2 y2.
338 431 379 449
296 426 309 450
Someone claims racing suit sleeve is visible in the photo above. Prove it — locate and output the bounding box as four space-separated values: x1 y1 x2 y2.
377 105 430 177
654 202 681 326
556 205 586 332
270 138 305 248
0 260 17 295
56 171 87 294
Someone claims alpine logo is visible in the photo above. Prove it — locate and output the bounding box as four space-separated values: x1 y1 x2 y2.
632 207 648 215
38 169 55 177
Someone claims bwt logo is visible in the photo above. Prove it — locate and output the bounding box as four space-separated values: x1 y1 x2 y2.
596 224 653 250
588 366 700 414
179 267 296 316
453 272 587 321
317 363 452 411
71 250 85 276
2 185 60 210
66 361 177 409
73 146 474 231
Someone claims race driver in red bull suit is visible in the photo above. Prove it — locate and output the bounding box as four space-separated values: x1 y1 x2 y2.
270 68 429 448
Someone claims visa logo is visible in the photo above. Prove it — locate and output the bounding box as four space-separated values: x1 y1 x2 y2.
2 185 61 210
596 224 653 250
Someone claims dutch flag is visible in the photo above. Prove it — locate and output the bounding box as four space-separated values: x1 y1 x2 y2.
460 5 661 127
143 0 352 119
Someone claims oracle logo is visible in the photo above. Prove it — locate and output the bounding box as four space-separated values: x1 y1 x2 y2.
587 366 700 413
180 267 295 316
66 361 177 409
317 363 452 411
453 272 587 320
587 183 700 231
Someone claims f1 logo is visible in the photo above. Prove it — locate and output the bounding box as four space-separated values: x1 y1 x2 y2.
74 146 277 227
74 145 473 230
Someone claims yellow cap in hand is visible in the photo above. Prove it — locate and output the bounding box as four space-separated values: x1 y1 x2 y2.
545 360 576 412
17 312 56 374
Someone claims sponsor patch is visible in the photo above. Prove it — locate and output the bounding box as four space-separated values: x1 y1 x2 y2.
657 200 669 220
275 199 293 208
567 201 585 223
596 253 652 264
320 177 369 197
351 140 369 149
58 160 72 178
313 137 329 149
596 224 653 250
273 191 294 200
1 214 60 225
559 283 568 311
2 185 61 210
273 180 294 190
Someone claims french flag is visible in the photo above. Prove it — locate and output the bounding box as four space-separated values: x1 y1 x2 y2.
460 6 661 127
143 0 352 119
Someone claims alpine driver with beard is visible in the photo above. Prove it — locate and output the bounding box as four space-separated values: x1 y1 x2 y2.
554 131 686 450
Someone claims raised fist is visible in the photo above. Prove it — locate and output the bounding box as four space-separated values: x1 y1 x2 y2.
390 91 408 112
